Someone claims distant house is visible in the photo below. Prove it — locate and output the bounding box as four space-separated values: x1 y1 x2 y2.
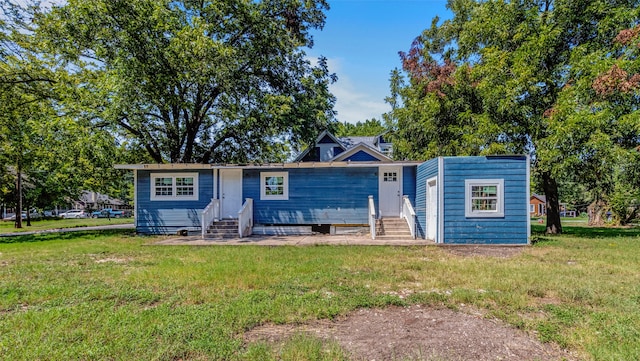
529 194 575 218
530 194 546 217
73 191 129 211
116 131 530 245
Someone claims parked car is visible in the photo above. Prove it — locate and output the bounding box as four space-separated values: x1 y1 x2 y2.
3 211 41 220
91 208 127 218
59 210 87 219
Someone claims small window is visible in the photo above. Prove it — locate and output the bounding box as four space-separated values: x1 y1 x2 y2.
383 172 397 182
261 172 288 200
154 177 173 196
529 204 535 213
465 179 504 218
151 173 198 201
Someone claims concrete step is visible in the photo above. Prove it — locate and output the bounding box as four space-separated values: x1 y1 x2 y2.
378 230 412 236
375 217 412 238
208 225 237 231
204 219 239 239
374 235 415 241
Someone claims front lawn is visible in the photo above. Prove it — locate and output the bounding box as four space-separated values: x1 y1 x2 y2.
0 226 639 360
0 217 133 234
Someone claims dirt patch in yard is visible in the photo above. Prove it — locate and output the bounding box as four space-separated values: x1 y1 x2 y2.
440 245 527 258
244 305 576 361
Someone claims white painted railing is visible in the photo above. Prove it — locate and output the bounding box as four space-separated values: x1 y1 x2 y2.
201 198 220 238
238 198 253 238
368 195 376 240
401 195 416 239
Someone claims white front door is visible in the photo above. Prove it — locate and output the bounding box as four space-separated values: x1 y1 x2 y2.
220 169 242 219
426 177 438 240
379 166 401 217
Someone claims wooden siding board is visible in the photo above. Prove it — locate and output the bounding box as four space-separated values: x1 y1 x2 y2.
244 167 378 225
402 166 417 205
415 158 439 239
441 156 528 244
136 170 214 234
343 150 380 162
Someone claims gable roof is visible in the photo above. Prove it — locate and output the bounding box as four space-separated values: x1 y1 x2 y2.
530 194 546 203
330 142 392 162
294 130 392 162
293 130 346 162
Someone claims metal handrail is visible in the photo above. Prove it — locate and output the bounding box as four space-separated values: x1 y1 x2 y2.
368 195 376 240
401 195 416 239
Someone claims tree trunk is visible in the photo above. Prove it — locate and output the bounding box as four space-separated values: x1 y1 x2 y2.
15 163 22 229
541 171 562 234
587 199 608 226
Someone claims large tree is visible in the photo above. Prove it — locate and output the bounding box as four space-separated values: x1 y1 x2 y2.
540 23 640 225
1 1 122 227
389 0 640 233
36 0 336 164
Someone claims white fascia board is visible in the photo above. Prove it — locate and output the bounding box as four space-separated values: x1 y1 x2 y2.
526 155 531 243
114 164 212 170
116 161 422 171
213 161 421 169
437 157 444 244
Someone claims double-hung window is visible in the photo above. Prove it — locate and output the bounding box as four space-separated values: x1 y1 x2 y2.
151 173 198 201
465 179 504 218
260 172 288 200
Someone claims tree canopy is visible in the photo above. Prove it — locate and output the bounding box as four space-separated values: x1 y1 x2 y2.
36 0 337 164
388 0 640 232
334 118 386 137
0 1 126 227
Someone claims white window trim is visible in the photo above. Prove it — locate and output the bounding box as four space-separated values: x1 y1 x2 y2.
529 204 535 213
151 172 199 201
465 179 504 218
260 172 289 200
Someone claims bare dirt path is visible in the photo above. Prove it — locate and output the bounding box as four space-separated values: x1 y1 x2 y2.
244 304 577 361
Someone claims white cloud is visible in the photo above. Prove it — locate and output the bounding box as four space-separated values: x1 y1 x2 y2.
330 79 390 124
323 57 390 124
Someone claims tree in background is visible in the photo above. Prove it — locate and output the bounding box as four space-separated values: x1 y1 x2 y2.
334 118 386 137
36 0 336 164
0 1 125 227
388 0 640 233
540 23 640 225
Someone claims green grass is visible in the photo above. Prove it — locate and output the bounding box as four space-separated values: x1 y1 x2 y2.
0 217 133 234
1 226 639 360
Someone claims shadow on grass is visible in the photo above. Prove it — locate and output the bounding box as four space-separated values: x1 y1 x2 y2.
0 229 135 244
532 224 640 239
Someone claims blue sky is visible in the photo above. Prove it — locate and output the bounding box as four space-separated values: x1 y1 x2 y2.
307 0 451 124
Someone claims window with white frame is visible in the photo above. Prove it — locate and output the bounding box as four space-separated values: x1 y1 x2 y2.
260 172 288 200
465 179 504 218
529 204 535 213
151 173 198 201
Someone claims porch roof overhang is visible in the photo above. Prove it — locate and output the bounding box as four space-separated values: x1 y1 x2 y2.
115 161 422 170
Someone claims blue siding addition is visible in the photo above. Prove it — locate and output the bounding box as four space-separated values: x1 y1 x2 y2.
441 156 528 245
402 166 417 207
343 150 380 162
243 167 378 225
136 170 214 234
415 159 439 239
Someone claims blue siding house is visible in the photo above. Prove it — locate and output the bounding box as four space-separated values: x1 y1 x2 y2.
116 132 530 245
